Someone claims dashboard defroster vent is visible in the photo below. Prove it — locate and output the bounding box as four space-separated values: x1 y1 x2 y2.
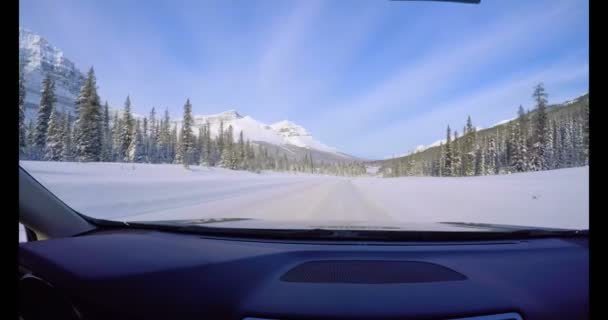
280 260 467 284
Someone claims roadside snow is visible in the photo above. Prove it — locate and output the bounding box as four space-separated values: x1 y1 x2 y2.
20 161 588 229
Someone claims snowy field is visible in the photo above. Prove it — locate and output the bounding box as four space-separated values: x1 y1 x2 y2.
20 161 588 230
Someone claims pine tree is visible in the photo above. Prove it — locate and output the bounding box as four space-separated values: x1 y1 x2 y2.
26 120 36 159
178 99 195 167
45 107 64 161
158 109 171 163
237 130 245 169
61 113 73 161
34 74 56 159
509 122 526 172
111 111 122 162
487 137 498 174
221 124 236 169
74 67 103 162
201 122 212 166
217 120 225 157
19 65 27 157
462 116 477 176
119 96 134 162
128 119 145 163
531 83 549 170
582 102 589 164
170 123 178 163
100 101 112 161
142 117 149 162
443 125 453 177
148 108 158 163
552 120 560 169
452 130 461 176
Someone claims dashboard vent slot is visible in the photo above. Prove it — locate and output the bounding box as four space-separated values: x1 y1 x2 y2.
280 260 466 284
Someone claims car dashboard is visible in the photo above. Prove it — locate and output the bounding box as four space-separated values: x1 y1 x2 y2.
18 228 588 320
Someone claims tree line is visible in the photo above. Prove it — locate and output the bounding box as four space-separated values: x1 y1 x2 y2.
382 83 589 177
18 66 367 176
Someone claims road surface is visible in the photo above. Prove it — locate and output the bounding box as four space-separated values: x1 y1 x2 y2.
121 178 395 222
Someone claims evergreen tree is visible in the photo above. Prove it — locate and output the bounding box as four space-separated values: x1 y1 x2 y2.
61 113 73 161
148 108 158 163
217 120 225 157
509 122 525 172
19 65 27 157
26 120 36 159
45 107 64 161
462 116 477 176
34 74 56 159
178 99 195 167
452 130 461 176
487 137 498 174
142 117 149 162
238 130 245 169
74 67 103 162
100 101 112 161
111 112 122 162
531 83 549 170
170 123 178 163
128 119 145 163
221 124 236 169
119 96 134 162
201 122 212 166
158 109 171 163
443 125 453 177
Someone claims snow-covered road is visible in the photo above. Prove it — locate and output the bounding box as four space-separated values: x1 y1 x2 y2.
20 161 589 229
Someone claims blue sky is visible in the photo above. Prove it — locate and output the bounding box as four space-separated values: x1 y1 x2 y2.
20 0 588 159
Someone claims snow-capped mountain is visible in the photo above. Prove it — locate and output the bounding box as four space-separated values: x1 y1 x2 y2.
19 27 85 122
19 28 356 162
171 110 354 162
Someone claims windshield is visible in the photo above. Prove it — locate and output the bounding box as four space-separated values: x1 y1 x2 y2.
18 0 589 235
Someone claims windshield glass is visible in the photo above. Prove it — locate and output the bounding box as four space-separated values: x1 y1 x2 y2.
18 0 588 233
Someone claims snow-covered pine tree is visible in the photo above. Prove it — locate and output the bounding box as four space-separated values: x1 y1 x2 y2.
462 116 477 176
552 120 560 169
222 125 237 169
438 142 444 177
487 136 498 175
238 130 245 169
582 102 589 164
452 130 461 176
202 122 212 166
170 123 178 163
74 67 103 162
178 99 195 167
148 108 158 163
61 113 73 161
111 111 122 162
19 65 27 157
119 96 134 162
34 74 56 160
142 117 149 163
217 120 225 157
157 109 170 163
443 125 453 177
45 106 64 161
128 119 145 163
544 120 555 169
100 101 112 162
530 83 549 171
509 122 524 172
26 120 36 159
